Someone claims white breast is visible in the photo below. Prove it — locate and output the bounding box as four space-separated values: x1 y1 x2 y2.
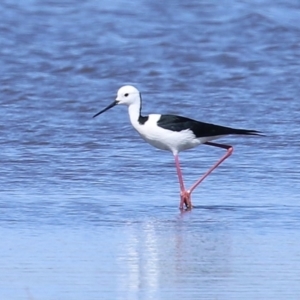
131 114 204 154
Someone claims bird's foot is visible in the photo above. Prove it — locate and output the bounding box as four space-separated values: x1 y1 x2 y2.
179 190 193 210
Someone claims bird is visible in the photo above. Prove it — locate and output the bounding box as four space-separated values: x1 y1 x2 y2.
93 85 261 210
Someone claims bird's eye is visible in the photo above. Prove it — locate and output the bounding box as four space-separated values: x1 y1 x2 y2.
124 93 129 97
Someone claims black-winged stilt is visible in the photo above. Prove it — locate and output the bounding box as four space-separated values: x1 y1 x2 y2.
93 85 261 210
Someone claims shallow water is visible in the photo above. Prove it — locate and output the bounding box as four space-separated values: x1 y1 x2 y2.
1 0 300 299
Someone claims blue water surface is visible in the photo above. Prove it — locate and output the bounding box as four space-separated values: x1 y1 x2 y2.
1 0 300 299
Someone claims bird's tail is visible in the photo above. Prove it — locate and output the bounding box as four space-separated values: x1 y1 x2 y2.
232 129 264 136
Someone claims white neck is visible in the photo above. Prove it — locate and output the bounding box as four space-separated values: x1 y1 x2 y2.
128 99 141 128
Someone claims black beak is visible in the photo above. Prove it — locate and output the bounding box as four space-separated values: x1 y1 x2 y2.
93 100 118 118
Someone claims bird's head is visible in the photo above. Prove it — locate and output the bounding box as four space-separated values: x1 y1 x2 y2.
93 85 140 118
116 85 140 105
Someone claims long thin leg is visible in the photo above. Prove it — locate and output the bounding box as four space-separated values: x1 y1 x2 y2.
188 142 233 194
174 154 192 209
174 154 185 192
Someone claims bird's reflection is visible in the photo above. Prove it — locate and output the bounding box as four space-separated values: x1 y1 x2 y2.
116 210 232 295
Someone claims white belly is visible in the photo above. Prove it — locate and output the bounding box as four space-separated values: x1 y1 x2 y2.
131 114 219 154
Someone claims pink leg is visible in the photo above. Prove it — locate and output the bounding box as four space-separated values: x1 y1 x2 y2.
174 154 192 209
189 142 233 194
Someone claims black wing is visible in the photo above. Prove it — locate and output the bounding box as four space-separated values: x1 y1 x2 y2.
157 114 261 138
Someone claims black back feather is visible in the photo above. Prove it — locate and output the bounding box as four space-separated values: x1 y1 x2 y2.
157 115 262 138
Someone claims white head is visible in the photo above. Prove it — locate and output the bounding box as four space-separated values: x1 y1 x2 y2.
93 85 141 118
116 85 140 105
